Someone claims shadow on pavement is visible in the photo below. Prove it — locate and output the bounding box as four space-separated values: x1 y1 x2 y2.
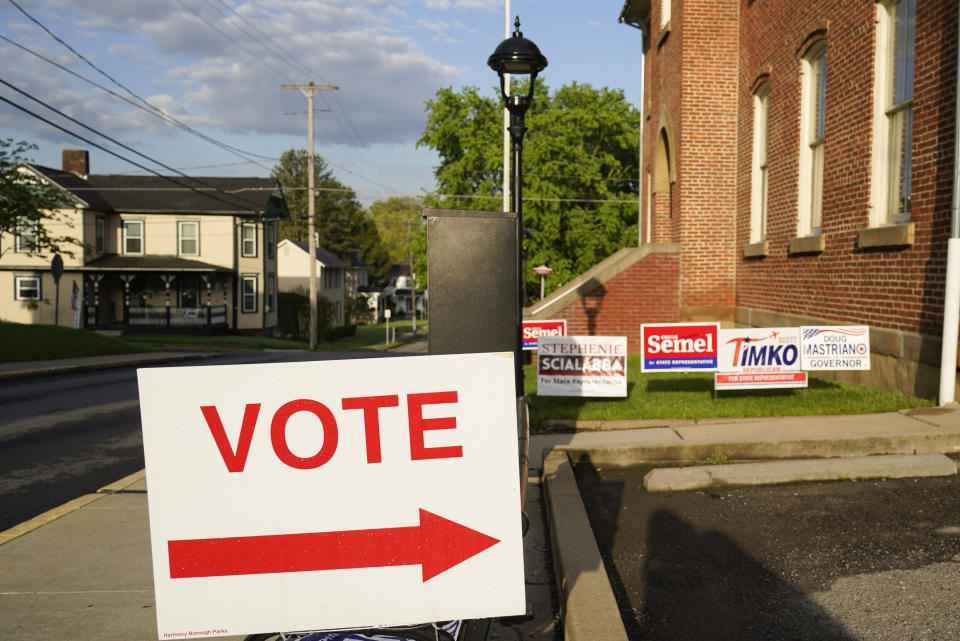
640 509 856 641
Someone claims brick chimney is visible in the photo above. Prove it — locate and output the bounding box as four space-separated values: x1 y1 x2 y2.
62 149 89 178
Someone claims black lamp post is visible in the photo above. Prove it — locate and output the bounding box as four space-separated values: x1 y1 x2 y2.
488 16 548 397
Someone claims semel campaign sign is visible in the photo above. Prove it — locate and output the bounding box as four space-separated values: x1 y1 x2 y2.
537 336 627 397
641 323 720 372
137 353 524 639
521 319 566 350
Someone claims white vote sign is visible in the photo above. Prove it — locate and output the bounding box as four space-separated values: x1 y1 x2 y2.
138 353 524 640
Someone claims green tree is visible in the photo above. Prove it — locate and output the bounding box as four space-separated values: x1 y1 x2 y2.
369 196 422 265
417 82 640 299
270 149 389 283
0 139 75 256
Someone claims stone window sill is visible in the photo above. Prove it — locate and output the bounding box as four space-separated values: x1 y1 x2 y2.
858 222 914 249
657 22 671 46
788 234 824 255
743 241 769 258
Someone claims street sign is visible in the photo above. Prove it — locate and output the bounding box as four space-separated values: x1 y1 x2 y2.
521 319 566 349
137 353 524 639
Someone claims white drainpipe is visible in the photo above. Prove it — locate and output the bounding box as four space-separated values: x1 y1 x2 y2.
938 6 960 405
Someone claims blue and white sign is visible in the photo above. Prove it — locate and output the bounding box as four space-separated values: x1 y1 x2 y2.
801 326 871 371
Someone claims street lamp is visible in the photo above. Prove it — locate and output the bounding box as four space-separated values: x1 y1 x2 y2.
488 16 547 396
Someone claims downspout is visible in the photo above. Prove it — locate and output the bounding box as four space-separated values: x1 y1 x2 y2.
938 8 960 405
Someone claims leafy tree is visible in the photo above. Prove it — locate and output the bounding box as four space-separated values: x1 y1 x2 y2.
0 139 75 256
271 149 389 283
417 82 640 299
369 196 427 289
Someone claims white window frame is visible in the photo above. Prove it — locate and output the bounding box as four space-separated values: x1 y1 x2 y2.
660 0 671 29
95 217 106 254
871 0 915 226
241 222 257 257
241 274 258 313
798 42 827 237
14 274 41 300
123 220 145 255
750 84 770 243
14 218 38 253
178 220 200 257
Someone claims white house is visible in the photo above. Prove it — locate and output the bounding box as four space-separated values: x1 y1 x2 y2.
277 239 348 326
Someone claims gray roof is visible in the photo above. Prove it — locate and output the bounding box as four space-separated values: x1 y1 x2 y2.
28 165 288 217
84 254 232 272
288 240 348 268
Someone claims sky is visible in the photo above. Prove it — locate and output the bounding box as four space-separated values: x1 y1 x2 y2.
0 0 644 206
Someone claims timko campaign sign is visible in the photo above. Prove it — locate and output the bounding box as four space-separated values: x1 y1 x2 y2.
137 353 524 639
715 327 808 390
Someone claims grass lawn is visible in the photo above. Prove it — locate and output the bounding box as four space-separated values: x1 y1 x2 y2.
0 320 425 363
524 355 934 429
0 321 150 363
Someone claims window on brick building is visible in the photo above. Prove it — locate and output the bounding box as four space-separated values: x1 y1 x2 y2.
798 43 827 237
751 84 770 243
873 0 915 225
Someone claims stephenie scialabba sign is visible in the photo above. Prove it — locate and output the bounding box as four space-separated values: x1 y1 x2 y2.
137 353 524 639
641 323 720 372
537 336 627 397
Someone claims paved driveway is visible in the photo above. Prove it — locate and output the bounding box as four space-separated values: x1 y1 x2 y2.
574 460 960 641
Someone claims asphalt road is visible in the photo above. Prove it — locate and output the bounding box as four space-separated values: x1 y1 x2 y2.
0 350 396 532
574 460 960 641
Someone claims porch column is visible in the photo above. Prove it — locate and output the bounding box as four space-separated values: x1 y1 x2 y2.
120 274 135 324
88 274 104 326
201 275 212 325
161 275 176 327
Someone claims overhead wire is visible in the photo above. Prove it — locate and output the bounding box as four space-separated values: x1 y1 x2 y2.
0 27 278 170
0 88 273 212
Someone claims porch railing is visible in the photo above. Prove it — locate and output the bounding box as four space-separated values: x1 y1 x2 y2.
125 305 228 327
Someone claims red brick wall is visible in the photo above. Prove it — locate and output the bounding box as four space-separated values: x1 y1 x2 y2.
553 251 680 353
735 0 958 337
642 0 740 312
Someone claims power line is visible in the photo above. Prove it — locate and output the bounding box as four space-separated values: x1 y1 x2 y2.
0 92 270 212
0 30 277 170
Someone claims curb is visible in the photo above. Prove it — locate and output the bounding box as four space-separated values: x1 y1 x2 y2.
0 352 219 380
0 469 146 546
643 453 959 492
542 449 629 641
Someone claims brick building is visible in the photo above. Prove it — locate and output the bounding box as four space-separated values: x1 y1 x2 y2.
530 0 958 398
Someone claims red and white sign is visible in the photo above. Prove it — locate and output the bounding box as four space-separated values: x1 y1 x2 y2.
641 323 719 372
137 353 524 639
715 327 806 390
532 265 553 275
715 371 808 390
537 336 627 397
522 319 566 350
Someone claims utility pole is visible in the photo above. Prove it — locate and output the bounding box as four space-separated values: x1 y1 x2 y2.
408 214 416 333
282 82 338 350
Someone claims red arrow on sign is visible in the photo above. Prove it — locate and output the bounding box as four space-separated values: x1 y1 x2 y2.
168 509 499 582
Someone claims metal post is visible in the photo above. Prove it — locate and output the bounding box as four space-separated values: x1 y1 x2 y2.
509 105 526 396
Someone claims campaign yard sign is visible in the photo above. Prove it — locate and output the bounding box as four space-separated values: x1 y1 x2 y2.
137 353 525 639
641 323 720 372
537 336 627 397
521 319 567 350
801 326 871 370
715 327 808 390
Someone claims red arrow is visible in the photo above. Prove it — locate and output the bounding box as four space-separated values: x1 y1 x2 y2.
168 509 499 582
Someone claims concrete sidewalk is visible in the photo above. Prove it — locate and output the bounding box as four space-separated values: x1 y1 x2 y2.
2 349 960 640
